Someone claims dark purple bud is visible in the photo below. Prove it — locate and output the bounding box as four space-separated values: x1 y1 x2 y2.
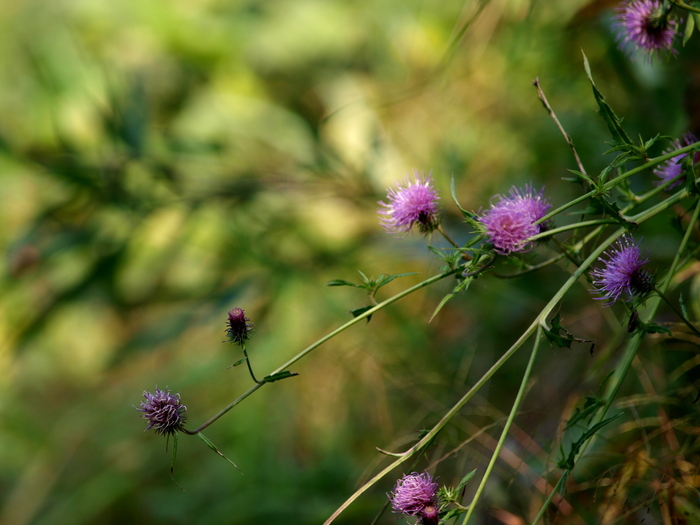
226 307 254 346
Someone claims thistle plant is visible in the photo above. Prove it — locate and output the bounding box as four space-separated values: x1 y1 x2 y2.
133 3 700 522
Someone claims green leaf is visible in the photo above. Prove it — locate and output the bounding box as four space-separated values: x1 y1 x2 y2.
684 11 695 46
197 432 241 472
543 313 595 353
263 370 299 383
325 279 364 288
374 272 420 289
231 357 247 367
430 275 473 321
451 174 480 227
350 305 375 322
558 412 624 470
454 469 477 492
582 51 632 146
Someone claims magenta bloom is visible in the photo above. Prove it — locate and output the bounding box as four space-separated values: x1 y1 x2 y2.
378 171 440 235
226 307 254 346
591 236 655 306
480 185 551 255
613 0 678 61
389 471 439 519
654 133 700 189
137 388 187 436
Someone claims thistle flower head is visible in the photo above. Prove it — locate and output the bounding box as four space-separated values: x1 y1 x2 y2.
653 133 700 189
226 307 254 346
389 471 439 518
378 171 440 235
137 388 187 436
613 0 678 61
591 236 655 306
480 184 551 255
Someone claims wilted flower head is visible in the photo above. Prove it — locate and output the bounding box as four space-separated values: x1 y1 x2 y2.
480 184 551 255
591 236 655 306
226 307 254 346
653 133 700 189
378 171 440 235
137 388 187 436
389 471 439 519
613 0 678 61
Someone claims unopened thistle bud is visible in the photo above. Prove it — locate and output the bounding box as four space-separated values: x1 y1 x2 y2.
137 388 187 436
226 307 254 346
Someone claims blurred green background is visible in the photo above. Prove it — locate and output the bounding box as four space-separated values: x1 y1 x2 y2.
1 0 699 524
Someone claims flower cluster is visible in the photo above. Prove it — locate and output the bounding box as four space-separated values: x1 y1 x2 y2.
389 472 440 524
654 133 700 189
480 185 551 255
137 388 187 436
613 0 678 61
226 307 254 346
378 171 440 235
591 236 655 306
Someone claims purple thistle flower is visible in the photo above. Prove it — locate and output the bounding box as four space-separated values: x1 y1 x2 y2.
591 236 655 306
137 388 187 436
378 171 440 235
654 133 700 189
226 307 254 346
480 184 551 255
389 471 439 519
613 0 678 61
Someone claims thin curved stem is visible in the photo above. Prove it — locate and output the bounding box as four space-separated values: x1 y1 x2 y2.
183 268 459 435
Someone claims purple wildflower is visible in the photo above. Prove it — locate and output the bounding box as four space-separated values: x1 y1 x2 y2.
137 388 187 436
613 0 678 61
480 184 551 255
226 307 254 346
591 236 655 306
389 471 439 520
653 133 700 189
378 171 440 235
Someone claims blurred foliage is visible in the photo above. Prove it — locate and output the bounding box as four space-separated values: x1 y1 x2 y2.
1 0 699 524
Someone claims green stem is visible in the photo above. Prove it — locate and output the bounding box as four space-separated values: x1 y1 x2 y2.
325 230 620 525
460 326 544 525
654 287 700 337
532 198 700 522
669 0 700 13
183 268 458 435
243 346 262 384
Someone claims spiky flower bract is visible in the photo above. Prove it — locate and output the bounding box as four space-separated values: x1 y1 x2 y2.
613 0 678 61
389 471 439 520
378 171 440 235
480 184 551 255
226 307 254 346
591 236 655 306
654 133 700 189
137 388 187 436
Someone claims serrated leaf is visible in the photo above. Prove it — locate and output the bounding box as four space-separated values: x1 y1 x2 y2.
582 51 632 146
684 11 695 46
543 313 595 352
